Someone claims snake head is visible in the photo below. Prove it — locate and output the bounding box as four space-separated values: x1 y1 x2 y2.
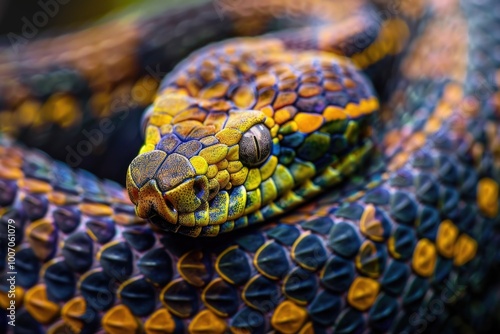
126 94 277 237
127 39 379 237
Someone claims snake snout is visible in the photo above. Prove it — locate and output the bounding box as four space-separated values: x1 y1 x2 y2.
126 149 209 224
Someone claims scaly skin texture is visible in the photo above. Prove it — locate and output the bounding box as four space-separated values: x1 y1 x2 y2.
1 0 500 333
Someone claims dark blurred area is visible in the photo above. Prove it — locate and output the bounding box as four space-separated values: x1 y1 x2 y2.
0 0 159 184
0 0 132 38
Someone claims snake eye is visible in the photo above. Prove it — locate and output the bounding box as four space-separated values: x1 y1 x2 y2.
140 105 154 138
239 124 272 167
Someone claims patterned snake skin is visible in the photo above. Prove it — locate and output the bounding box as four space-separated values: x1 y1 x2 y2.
1 0 500 333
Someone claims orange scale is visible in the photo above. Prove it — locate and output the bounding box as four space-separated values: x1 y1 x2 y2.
102 304 140 334
255 73 277 89
477 178 499 218
323 105 348 122
360 204 384 242
79 203 114 217
274 108 294 125
186 78 202 96
301 75 322 84
343 102 363 118
25 284 60 325
145 308 176 334
347 277 380 311
19 178 52 193
47 192 79 206
299 322 315 334
278 79 299 91
387 152 409 172
26 219 57 261
188 310 227 334
436 220 459 258
424 116 442 133
261 106 275 118
298 84 322 98
295 113 324 133
271 300 308 334
412 239 437 277
232 85 256 109
453 234 478 267
405 132 427 152
172 107 207 124
435 100 454 119
255 87 277 110
199 68 216 83
0 166 23 180
200 82 230 99
114 213 145 226
61 297 87 333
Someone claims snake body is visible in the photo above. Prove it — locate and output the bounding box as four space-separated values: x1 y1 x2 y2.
1 0 500 333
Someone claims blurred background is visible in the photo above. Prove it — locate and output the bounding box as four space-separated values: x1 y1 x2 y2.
0 0 152 36
0 0 201 184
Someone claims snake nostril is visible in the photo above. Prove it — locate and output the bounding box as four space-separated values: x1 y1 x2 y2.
163 196 177 214
193 182 205 199
193 176 208 201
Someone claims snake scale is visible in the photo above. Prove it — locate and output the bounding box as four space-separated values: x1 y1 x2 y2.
1 0 500 333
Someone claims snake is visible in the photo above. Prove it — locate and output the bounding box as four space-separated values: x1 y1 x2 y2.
1 0 500 333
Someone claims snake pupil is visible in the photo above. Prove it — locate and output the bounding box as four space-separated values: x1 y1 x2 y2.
193 178 207 200
253 136 261 161
239 124 272 167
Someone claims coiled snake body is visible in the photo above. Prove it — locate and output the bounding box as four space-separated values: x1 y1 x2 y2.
1 0 500 333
